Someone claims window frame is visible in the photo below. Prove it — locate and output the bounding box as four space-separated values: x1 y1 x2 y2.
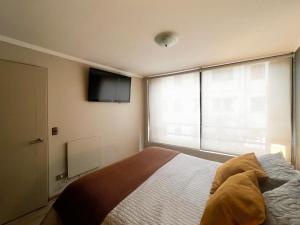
145 54 296 164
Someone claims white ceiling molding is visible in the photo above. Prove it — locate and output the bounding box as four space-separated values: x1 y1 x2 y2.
0 34 142 78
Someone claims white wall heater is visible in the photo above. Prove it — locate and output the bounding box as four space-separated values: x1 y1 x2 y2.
67 136 101 179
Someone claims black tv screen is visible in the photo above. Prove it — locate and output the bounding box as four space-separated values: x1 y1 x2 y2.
88 68 131 102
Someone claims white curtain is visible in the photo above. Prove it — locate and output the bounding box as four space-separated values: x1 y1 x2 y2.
148 72 200 149
201 57 292 159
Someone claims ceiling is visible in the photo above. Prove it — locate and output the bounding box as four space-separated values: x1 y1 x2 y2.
0 0 300 76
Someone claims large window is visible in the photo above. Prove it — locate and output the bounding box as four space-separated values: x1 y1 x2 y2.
148 57 292 159
149 72 200 148
202 58 292 158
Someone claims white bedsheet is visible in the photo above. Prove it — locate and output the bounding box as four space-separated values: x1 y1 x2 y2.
102 153 220 225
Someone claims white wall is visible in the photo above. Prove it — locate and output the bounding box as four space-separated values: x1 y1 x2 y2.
0 41 144 197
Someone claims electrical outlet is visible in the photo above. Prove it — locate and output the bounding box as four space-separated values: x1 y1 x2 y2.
56 173 67 180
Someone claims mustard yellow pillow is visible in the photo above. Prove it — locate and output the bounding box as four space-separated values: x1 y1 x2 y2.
210 153 268 194
200 170 266 225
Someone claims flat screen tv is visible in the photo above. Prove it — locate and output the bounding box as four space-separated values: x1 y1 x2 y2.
88 68 131 102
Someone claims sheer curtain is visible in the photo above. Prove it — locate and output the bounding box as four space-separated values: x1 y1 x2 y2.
201 57 292 159
148 72 200 149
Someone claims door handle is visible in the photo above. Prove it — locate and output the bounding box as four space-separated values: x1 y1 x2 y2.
30 138 44 144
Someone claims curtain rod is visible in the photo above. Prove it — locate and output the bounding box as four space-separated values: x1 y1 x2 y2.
147 52 294 78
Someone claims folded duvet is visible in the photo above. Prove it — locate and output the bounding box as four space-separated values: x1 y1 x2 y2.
53 147 179 225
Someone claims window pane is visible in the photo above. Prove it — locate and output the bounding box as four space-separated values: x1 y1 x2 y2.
149 72 200 148
202 58 292 159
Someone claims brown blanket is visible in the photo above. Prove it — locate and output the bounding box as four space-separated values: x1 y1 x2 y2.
54 147 179 225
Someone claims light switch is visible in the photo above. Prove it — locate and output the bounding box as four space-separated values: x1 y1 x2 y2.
52 127 58 135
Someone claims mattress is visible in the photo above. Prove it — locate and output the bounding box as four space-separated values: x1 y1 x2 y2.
41 151 220 225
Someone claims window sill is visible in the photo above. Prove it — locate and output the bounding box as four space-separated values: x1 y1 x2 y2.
146 142 235 163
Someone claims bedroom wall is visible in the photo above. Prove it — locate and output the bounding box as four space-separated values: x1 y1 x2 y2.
0 41 144 197
295 47 300 170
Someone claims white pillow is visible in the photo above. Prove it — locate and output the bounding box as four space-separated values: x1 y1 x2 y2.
258 153 298 192
263 175 300 225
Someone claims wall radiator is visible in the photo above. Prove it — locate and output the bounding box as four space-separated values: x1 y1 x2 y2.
67 136 101 179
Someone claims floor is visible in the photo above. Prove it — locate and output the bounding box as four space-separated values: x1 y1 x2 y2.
5 201 54 225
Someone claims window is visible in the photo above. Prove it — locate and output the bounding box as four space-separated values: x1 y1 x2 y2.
148 57 292 159
148 72 200 148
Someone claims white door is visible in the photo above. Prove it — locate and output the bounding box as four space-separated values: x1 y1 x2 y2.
0 59 48 224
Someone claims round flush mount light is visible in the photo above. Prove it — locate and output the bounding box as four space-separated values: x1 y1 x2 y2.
154 31 179 48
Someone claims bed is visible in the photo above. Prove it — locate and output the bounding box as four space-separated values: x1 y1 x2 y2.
40 147 220 225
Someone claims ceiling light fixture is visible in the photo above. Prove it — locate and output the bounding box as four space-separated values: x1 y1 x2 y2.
154 31 179 48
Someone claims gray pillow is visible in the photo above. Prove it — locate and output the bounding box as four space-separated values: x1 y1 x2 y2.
258 153 298 192
263 176 300 225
